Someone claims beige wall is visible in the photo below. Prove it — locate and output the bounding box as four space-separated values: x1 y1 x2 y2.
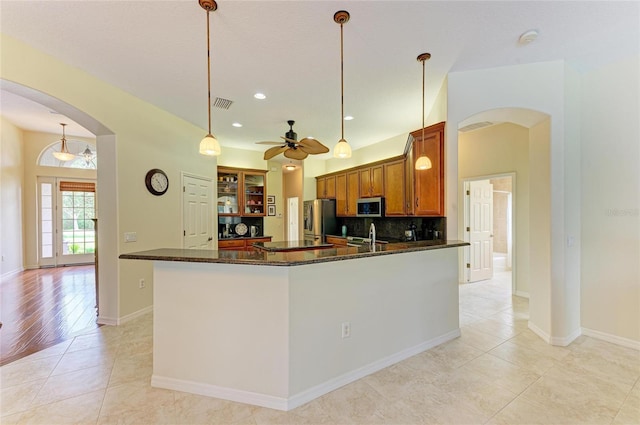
458 123 532 296
265 161 285 242
2 34 216 322
0 118 25 277
580 57 640 343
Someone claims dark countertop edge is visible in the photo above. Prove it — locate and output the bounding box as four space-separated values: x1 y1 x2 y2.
119 240 469 267
218 235 273 241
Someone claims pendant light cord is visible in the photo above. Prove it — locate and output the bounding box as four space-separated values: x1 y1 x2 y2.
205 9 212 136
421 57 425 154
340 21 345 140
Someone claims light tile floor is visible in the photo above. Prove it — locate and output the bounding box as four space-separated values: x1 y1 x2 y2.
1 270 639 424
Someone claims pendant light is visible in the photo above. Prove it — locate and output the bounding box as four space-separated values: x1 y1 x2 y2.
82 145 94 164
415 53 432 170
333 10 352 159
198 0 221 156
52 123 75 162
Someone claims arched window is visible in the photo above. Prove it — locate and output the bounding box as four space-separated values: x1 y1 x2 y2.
39 140 98 169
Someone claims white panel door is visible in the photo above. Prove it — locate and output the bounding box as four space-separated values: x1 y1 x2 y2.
469 179 494 282
288 197 299 242
183 175 213 249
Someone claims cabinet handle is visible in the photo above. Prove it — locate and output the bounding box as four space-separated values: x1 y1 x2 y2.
416 198 418 207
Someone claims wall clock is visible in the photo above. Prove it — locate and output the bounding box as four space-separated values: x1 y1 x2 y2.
145 168 169 196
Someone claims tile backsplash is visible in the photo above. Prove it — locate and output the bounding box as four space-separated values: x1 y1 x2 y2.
339 217 446 241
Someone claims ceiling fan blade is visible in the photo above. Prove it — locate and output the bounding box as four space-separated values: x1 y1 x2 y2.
264 146 288 160
284 148 309 160
297 137 329 154
256 141 284 145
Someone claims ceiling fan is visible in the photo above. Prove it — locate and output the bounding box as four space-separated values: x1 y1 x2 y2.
257 120 329 160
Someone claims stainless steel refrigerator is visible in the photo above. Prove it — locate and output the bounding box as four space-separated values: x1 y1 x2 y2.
303 199 337 244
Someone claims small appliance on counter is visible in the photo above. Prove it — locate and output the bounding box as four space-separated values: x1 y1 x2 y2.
404 222 418 241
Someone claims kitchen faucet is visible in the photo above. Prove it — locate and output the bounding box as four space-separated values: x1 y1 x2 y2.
369 223 376 247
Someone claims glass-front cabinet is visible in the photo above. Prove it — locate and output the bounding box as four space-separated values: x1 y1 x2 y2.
243 173 265 216
217 167 266 217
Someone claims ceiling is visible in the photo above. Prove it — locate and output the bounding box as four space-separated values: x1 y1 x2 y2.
1 1 638 153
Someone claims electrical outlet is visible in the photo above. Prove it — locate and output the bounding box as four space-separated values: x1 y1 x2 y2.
139 278 145 289
124 232 137 243
341 322 351 339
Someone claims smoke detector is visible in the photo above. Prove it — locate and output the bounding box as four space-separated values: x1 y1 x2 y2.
519 29 539 45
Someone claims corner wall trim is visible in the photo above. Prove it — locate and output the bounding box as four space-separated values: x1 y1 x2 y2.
582 327 640 351
118 306 153 325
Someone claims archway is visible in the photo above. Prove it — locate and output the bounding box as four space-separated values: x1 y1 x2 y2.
2 79 118 324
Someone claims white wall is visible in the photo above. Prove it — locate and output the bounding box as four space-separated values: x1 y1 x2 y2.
580 57 640 343
0 118 25 277
458 123 531 296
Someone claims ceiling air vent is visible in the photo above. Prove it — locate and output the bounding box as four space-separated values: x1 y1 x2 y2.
459 121 494 132
213 97 233 110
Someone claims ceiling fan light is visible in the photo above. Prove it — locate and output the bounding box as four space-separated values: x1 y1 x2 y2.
415 155 432 170
199 133 221 156
333 139 352 158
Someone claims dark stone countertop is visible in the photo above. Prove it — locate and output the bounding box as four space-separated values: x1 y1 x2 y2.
119 240 469 267
252 240 334 252
218 235 272 240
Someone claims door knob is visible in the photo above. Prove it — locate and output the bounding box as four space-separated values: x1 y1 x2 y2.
207 236 213 241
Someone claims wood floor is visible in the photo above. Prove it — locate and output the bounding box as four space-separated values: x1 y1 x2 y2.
0 265 99 366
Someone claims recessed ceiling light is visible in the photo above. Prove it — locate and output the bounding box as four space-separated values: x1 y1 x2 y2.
232 122 242 128
519 29 538 45
344 116 354 121
254 93 266 100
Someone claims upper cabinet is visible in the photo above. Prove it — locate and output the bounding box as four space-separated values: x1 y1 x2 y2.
315 121 445 218
218 167 267 217
383 158 406 216
316 175 336 199
407 122 445 217
359 165 384 198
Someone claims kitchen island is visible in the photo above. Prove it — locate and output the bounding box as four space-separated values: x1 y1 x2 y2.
120 240 467 411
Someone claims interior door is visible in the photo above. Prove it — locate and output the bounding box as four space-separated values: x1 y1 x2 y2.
469 179 494 282
183 174 213 249
288 197 299 242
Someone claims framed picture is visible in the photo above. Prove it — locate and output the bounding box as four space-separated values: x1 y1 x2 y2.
267 195 275 204
268 205 276 216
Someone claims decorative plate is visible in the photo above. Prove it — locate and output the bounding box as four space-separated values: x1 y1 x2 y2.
235 223 248 236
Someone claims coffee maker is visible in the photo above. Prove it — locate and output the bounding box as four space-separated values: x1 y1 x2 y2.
404 222 418 241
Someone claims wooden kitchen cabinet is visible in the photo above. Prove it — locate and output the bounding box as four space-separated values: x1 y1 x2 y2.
359 165 384 198
218 237 272 251
383 158 406 216
316 175 336 199
326 235 348 246
218 167 267 217
335 171 359 217
407 122 445 216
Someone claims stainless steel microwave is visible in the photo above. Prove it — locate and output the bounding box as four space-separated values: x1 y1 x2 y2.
356 197 384 217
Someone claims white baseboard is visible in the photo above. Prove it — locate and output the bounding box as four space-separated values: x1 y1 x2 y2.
582 327 640 351
527 321 551 344
528 322 582 346
287 328 461 410
152 328 461 411
97 316 118 326
550 327 581 347
97 306 153 326
514 290 529 299
117 306 153 325
1 266 24 280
